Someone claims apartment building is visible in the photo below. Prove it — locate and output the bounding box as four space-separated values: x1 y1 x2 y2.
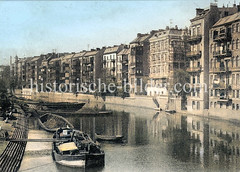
48 57 61 88
129 32 157 95
71 52 85 85
186 4 239 114
209 12 240 113
81 48 105 91
147 26 188 97
60 53 75 86
116 48 130 86
102 45 124 84
0 65 10 80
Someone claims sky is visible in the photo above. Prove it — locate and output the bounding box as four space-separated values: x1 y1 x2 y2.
0 0 238 65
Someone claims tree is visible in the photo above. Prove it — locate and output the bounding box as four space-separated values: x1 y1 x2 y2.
173 69 190 110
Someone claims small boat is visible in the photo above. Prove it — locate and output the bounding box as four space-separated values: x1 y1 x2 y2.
95 133 123 142
165 110 176 114
52 128 105 168
38 113 74 132
41 102 85 111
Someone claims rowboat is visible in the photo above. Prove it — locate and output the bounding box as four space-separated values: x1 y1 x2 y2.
41 102 85 111
52 128 105 168
38 113 74 132
95 133 123 142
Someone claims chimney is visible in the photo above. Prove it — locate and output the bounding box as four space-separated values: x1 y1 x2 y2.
96 48 100 51
91 49 95 51
137 33 142 37
10 56 12 65
196 8 204 15
175 25 178 30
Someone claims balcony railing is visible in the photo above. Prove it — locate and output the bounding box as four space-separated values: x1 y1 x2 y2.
217 97 232 103
213 81 227 89
211 67 227 73
213 49 232 58
187 35 202 44
186 66 202 72
186 51 202 58
213 32 231 42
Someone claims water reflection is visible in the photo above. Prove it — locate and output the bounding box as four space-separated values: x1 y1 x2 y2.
63 107 240 171
23 104 240 171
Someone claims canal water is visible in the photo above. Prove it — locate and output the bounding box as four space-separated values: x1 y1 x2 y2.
19 104 240 172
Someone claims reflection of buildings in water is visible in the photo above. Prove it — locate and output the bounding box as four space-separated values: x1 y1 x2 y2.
149 113 183 143
94 113 124 137
186 116 205 164
208 120 240 170
72 109 240 170
127 114 150 145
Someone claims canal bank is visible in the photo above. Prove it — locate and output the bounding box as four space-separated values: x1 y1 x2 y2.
15 89 240 123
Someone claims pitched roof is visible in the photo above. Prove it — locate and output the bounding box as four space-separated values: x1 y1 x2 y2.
190 9 210 22
61 54 74 63
104 46 119 54
84 50 98 56
30 56 41 62
73 52 86 58
118 48 130 55
130 34 150 44
213 12 240 27
49 57 61 63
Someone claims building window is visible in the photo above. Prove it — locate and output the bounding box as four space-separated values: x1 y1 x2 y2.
236 23 239 32
197 101 200 110
237 104 240 110
192 101 195 109
233 90 236 98
237 56 239 67
237 74 240 85
214 102 217 108
233 74 236 85
232 40 235 50
232 103 235 110
236 39 239 49
233 24 235 33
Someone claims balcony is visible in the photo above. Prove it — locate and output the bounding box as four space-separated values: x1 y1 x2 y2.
217 97 232 103
110 67 116 71
122 59 128 63
186 51 201 58
211 67 227 73
213 81 227 89
187 35 202 44
213 32 231 42
186 66 202 72
130 62 135 68
213 50 232 58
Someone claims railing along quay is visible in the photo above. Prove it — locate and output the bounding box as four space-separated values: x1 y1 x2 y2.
0 105 29 172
